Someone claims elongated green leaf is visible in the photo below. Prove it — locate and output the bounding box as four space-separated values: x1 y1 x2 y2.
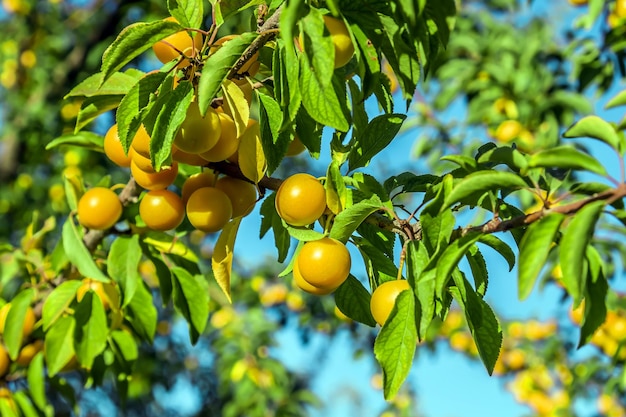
374 290 417 400
478 235 516 271
326 161 346 214
75 95 123 132
286 226 325 242
559 201 605 304
101 20 182 81
116 71 168 152
65 71 142 99
329 195 384 243
212 218 242 303
27 352 46 410
259 194 290 263
45 315 77 377
334 275 376 327
62 217 109 281
300 57 349 132
348 114 406 171
444 171 528 209
476 146 528 172
528 146 607 176
14 391 39 417
198 32 258 115
355 237 398 284
407 241 434 339
578 246 607 347
420 174 454 254
107 235 142 307
146 253 173 306
300 7 335 88
168 0 204 28
110 329 139 365
518 213 565 300
143 231 199 263
74 292 108 370
172 267 209 344
4 289 35 359
563 116 623 155
466 246 488 296
0 399 18 417
46 132 104 151
258 90 287 173
606 88 626 109
435 233 482 299
126 282 157 342
42 280 83 331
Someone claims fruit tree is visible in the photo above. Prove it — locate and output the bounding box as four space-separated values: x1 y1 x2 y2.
1 0 626 415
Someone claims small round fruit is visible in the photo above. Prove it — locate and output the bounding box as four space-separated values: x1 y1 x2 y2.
323 15 354 68
131 160 179 190
292 259 334 295
297 237 351 290
200 113 239 162
130 125 152 159
186 187 233 232
16 339 44 366
152 17 203 68
181 171 217 204
285 136 306 156
139 189 185 230
275 173 326 226
130 148 156 173
76 279 120 310
77 187 123 230
617 0 626 17
0 345 9 376
175 102 222 154
173 149 209 166
370 280 411 326
494 120 522 143
215 176 257 218
104 124 131 167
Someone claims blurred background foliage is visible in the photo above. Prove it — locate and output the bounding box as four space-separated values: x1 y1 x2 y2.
1 0 626 416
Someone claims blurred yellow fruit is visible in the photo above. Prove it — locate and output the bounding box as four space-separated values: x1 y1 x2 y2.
494 120 523 143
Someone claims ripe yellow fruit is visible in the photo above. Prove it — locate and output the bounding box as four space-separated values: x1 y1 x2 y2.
103 124 131 167
172 149 208 166
16 339 44 366
370 280 411 326
494 119 523 143
152 17 203 68
616 0 626 17
130 147 156 173
139 189 185 230
186 187 233 232
77 187 123 230
292 259 334 295
323 15 354 68
215 176 257 218
175 102 222 154
285 136 306 156
297 237 351 290
76 279 120 310
200 113 240 162
131 160 179 190
0 345 9 377
275 173 326 226
181 171 217 204
130 125 152 159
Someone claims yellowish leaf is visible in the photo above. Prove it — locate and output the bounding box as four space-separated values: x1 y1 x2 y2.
212 218 242 303
238 120 267 183
222 79 250 138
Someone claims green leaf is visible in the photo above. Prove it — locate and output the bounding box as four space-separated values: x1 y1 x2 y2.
198 32 258 115
476 146 528 172
286 226 325 242
374 290 417 400
143 80 194 169
300 7 335 88
259 193 290 263
326 161 347 214
27 352 47 410
478 235 516 271
74 292 109 370
578 246 608 347
466 246 488 297
116 71 168 153
42 280 82 331
334 275 376 327
348 114 406 171
299 57 349 132
172 267 209 344
146 253 173 306
212 218 242 303
355 239 398 284
563 116 623 156
420 174 454 254
62 216 109 281
0 399 18 417
46 132 104 152
518 213 565 300
167 0 204 28
528 146 607 176
75 95 123 132
605 88 626 109
329 194 384 243
110 329 139 364
444 171 528 209
45 315 77 377
126 282 157 342
435 233 482 299
210 0 264 25
143 232 199 263
258 90 286 174
101 20 182 81
559 201 605 304
4 289 35 359
107 235 142 307
65 71 142 98
407 241 434 339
